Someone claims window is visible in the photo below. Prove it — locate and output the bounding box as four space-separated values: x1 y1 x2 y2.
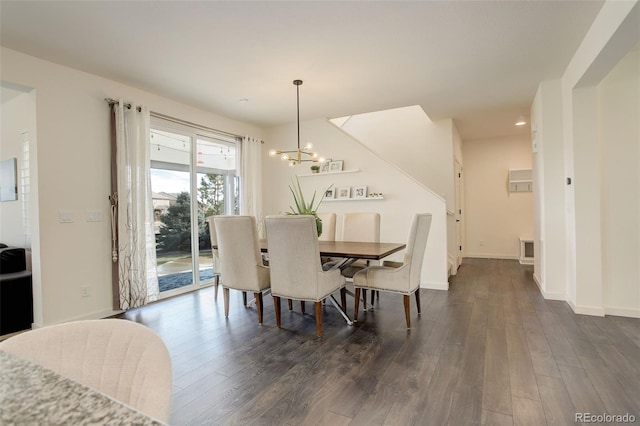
149 117 239 297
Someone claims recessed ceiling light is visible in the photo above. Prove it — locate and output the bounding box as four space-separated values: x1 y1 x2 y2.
515 120 527 126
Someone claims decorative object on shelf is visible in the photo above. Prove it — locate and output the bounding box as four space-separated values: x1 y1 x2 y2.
369 192 383 198
353 185 367 199
320 162 330 173
287 176 332 236
268 80 325 166
329 160 344 172
310 165 320 174
337 187 351 199
324 188 335 199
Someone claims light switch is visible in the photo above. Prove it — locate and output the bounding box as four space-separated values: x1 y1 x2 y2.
59 211 74 223
87 211 103 222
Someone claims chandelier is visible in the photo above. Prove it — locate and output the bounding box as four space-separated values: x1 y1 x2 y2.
269 80 325 166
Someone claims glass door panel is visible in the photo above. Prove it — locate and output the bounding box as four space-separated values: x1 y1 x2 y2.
196 137 238 282
150 129 195 294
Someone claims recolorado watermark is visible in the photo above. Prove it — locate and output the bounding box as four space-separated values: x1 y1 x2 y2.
575 413 636 423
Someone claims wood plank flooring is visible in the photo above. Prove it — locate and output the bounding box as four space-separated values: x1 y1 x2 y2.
119 258 640 425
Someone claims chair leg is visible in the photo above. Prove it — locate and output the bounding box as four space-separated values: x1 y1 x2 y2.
288 299 293 311
214 275 220 301
415 288 421 315
354 288 361 321
314 301 323 337
255 292 264 324
340 287 347 312
223 288 230 318
273 296 281 328
300 301 306 314
242 291 247 307
403 295 411 329
362 289 367 310
370 289 375 306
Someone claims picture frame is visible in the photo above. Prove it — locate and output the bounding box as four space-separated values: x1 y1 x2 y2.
337 187 351 199
329 160 344 172
324 188 335 199
353 185 367 199
320 161 330 173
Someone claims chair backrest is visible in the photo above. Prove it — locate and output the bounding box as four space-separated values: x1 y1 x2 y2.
0 319 172 422
265 215 323 299
403 213 433 289
341 212 380 243
317 212 336 241
205 215 219 258
214 215 265 291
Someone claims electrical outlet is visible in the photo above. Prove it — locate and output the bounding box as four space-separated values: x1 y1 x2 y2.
81 286 90 297
479 240 485 246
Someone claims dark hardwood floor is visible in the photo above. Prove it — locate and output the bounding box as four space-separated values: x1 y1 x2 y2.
120 259 640 425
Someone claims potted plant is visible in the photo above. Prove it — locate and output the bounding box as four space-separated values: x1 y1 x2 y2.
310 164 320 173
287 176 332 237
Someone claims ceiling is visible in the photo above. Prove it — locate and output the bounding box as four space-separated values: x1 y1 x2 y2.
0 1 604 140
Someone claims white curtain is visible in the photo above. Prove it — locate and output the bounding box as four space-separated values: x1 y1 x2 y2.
113 100 159 309
240 136 263 234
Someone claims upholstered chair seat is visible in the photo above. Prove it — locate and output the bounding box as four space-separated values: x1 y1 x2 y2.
353 213 432 329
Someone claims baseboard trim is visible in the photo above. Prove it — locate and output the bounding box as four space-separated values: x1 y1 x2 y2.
532 274 565 301
567 298 605 317
464 253 519 260
45 309 125 328
604 306 640 318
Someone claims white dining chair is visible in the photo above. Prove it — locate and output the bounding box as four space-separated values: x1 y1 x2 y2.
324 212 381 308
317 212 336 241
214 215 271 324
205 215 222 300
0 319 173 423
265 215 346 337
352 213 432 329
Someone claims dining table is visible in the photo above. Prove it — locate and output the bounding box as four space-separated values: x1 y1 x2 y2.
0 350 165 425
258 239 407 325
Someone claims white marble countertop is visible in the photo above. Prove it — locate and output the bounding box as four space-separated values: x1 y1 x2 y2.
0 350 165 425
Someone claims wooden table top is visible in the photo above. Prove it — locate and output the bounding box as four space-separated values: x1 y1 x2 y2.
258 240 406 260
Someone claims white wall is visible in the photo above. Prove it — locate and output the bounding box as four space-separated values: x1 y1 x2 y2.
329 105 458 272
335 106 455 210
599 47 640 317
533 0 640 317
262 118 449 289
1 47 264 327
531 80 567 300
462 136 533 259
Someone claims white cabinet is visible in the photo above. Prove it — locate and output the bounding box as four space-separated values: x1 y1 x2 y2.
509 169 532 192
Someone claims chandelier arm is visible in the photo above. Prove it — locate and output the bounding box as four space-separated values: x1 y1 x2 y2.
271 79 323 166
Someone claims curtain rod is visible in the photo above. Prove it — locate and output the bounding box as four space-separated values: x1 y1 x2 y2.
105 98 262 143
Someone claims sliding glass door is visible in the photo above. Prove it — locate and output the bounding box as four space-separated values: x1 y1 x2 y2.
149 119 238 298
